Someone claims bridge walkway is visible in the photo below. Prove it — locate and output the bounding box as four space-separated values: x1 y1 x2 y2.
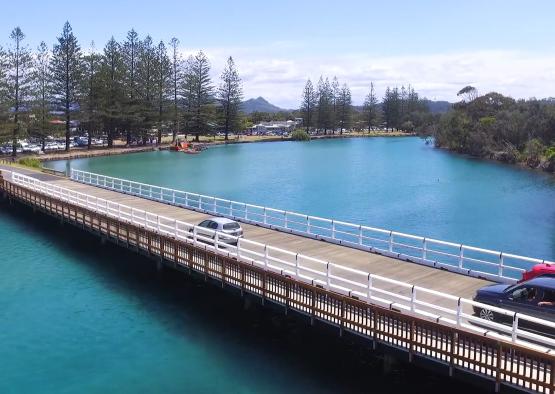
0 165 491 313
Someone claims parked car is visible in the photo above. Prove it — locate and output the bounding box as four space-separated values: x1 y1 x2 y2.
473 277 555 337
520 263 555 282
193 217 244 245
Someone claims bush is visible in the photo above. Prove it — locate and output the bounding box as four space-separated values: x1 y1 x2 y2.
18 157 41 168
291 130 310 141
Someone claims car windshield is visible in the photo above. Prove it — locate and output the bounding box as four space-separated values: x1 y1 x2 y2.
223 222 240 230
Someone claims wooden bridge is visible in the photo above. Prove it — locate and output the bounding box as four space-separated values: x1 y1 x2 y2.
0 165 553 394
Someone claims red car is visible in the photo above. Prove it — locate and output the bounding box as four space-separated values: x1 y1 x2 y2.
520 263 555 282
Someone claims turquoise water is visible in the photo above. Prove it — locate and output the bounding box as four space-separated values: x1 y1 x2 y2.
48 137 555 261
5 137 549 392
0 204 481 393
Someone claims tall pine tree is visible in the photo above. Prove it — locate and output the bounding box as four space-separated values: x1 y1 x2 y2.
51 21 82 151
363 82 379 131
154 40 171 145
188 51 213 142
31 41 52 150
217 56 242 141
300 79 317 132
168 37 181 142
122 29 141 145
81 42 102 149
99 37 125 147
7 27 33 156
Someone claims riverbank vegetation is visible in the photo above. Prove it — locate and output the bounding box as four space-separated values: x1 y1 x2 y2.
291 130 310 141
433 87 555 172
299 77 437 135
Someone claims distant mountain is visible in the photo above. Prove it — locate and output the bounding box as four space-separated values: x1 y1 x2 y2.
241 97 285 114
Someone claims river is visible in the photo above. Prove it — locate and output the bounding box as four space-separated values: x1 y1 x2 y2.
3 137 553 392
47 137 555 261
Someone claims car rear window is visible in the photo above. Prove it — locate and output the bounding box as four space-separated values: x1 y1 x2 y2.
223 222 240 230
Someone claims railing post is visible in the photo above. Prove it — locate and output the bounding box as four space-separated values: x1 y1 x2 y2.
511 313 519 343
264 245 268 269
229 202 232 217
459 245 464 269
332 220 336 240
326 263 331 290
172 191 175 204
193 227 198 244
307 216 311 234
139 184 142 196
389 231 393 252
295 254 299 277
214 231 219 250
498 253 504 279
422 238 427 261
157 216 160 232
359 225 363 246
367 274 372 300
174 220 178 238
456 298 462 327
411 286 416 313
185 193 189 207
213 198 217 213
284 211 288 229
263 207 267 225
236 238 241 259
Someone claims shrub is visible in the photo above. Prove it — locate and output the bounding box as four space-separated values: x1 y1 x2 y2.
18 157 42 168
291 130 310 141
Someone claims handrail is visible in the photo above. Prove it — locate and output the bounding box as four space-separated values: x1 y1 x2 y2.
9 170 555 352
69 169 554 284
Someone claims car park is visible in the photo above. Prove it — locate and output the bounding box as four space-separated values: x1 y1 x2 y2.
193 217 244 245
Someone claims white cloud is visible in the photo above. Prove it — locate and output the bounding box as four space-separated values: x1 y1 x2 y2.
180 45 555 109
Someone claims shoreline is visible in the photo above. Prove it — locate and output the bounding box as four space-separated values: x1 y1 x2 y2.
1 131 416 163
434 145 555 176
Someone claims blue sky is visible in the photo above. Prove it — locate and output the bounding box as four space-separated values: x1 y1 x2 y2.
2 0 555 107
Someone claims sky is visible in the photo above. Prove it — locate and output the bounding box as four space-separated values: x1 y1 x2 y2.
1 0 555 108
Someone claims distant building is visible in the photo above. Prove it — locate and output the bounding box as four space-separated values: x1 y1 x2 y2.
248 119 303 135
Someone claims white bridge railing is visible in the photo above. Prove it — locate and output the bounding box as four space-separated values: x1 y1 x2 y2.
70 169 553 284
10 170 555 352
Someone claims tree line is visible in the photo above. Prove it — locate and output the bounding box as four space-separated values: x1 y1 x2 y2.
0 23 244 156
434 86 555 172
299 77 435 134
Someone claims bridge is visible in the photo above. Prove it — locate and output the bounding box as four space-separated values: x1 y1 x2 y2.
0 164 553 393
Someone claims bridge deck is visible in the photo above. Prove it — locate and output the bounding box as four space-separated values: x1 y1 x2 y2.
0 166 491 313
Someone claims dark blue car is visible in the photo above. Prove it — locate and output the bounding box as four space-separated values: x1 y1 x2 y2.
472 277 555 336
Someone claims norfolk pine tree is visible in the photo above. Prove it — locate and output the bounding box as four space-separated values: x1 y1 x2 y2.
169 37 182 143
81 42 102 149
363 82 379 131
31 41 53 150
154 40 171 145
337 83 352 134
7 27 33 156
217 56 243 141
122 29 141 145
137 36 156 144
99 37 125 147
51 22 82 151
189 51 213 142
301 79 317 132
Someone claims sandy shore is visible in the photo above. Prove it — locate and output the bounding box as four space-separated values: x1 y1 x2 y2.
1 131 415 162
